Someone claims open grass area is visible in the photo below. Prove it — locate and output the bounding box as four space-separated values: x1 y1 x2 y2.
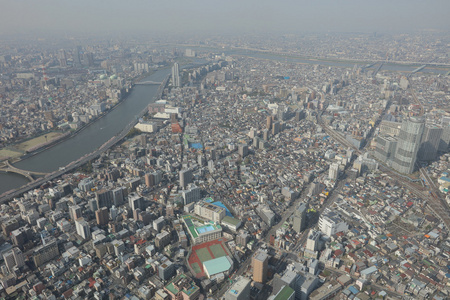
195 248 213 263
0 149 22 160
15 132 63 152
210 244 227 258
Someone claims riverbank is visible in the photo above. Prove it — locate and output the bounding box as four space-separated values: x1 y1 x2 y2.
0 72 171 201
175 44 450 70
0 70 161 165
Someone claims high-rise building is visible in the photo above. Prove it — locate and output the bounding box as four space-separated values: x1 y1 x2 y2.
267 116 273 130
128 193 145 211
112 187 125 206
181 185 201 205
3 250 16 273
73 46 82 67
225 277 251 300
392 117 424 174
144 173 153 187
33 237 59 267
58 49 67 67
252 250 269 283
194 201 226 222
238 144 249 158
272 121 281 135
110 205 118 220
306 231 321 252
12 248 24 269
198 154 206 166
95 207 109 225
374 135 398 162
69 205 82 221
263 129 269 141
418 125 442 161
328 163 340 180
185 48 196 57
75 218 91 240
180 169 193 188
292 203 307 233
439 117 450 151
83 52 94 66
96 189 114 209
318 210 348 237
172 62 180 87
11 227 31 249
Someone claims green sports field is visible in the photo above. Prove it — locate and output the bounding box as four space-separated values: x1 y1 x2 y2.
195 248 212 263
210 244 227 258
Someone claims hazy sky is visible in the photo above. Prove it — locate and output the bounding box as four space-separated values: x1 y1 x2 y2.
1 0 449 37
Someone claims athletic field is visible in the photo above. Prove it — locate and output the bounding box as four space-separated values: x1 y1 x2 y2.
188 238 231 278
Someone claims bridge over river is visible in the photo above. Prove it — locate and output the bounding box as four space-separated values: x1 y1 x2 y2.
0 160 48 181
134 81 162 85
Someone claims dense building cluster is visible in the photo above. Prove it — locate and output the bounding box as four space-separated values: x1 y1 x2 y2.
0 35 449 300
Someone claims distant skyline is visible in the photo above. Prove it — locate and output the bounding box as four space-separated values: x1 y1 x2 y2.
1 0 449 37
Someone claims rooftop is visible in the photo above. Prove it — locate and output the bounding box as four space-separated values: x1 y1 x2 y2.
222 216 241 226
182 215 222 239
165 273 199 296
203 256 233 276
274 285 295 300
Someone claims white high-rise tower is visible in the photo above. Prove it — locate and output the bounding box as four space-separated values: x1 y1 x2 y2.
172 62 180 87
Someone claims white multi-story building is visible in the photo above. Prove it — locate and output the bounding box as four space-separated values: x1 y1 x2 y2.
182 185 201 205
75 218 91 240
182 216 222 245
318 210 348 237
135 121 158 133
329 163 340 180
194 201 226 222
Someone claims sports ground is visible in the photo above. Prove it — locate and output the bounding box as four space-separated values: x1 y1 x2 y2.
188 238 231 278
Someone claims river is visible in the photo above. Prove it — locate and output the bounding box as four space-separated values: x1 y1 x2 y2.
186 46 449 74
229 50 449 74
0 68 169 194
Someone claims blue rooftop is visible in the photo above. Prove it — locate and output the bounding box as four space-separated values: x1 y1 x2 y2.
212 201 232 217
348 286 359 294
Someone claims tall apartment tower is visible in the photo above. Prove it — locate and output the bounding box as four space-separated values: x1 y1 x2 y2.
12 248 24 269
2 250 21 272
128 193 145 211
292 203 307 233
266 116 273 130
238 144 249 158
329 163 340 180
252 250 269 283
69 205 82 221
180 169 193 188
96 189 114 209
172 62 180 87
95 207 109 225
392 117 424 174
73 46 82 67
33 237 59 267
75 218 91 240
439 116 450 151
418 125 442 161
58 49 67 67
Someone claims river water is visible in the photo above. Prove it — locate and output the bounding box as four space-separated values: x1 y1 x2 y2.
0 68 168 194
0 54 448 194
